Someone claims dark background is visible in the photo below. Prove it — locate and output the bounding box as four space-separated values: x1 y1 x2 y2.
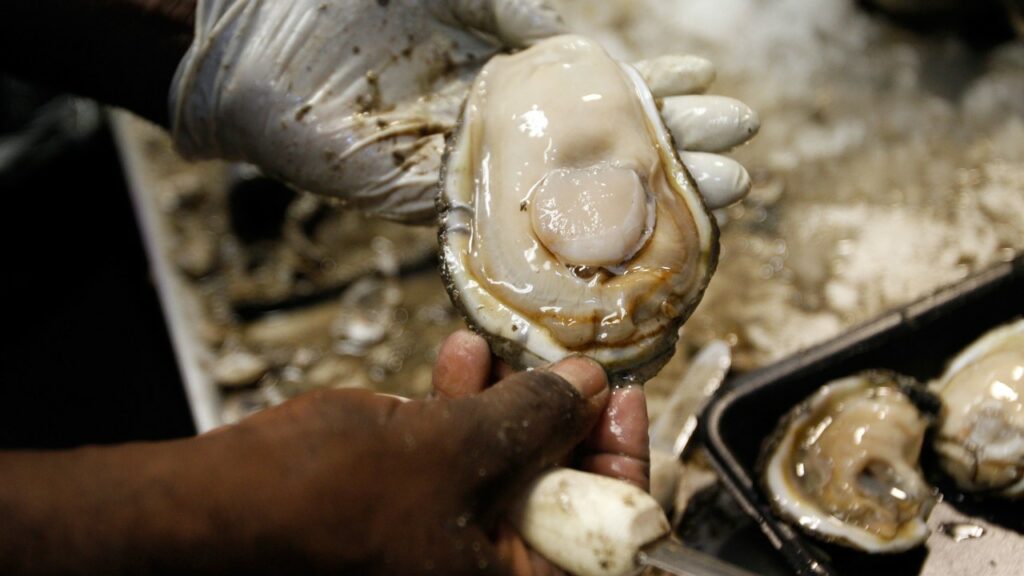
0 78 194 450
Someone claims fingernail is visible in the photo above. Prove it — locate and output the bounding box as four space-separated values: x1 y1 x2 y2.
549 356 608 399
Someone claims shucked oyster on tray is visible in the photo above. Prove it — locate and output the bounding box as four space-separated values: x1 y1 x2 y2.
931 318 1024 498
759 371 941 553
438 35 719 384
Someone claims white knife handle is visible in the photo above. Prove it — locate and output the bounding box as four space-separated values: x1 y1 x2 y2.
510 468 671 576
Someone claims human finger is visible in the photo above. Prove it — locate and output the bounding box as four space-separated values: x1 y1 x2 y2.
448 357 609 486
580 386 651 490
681 151 752 210
632 55 716 98
661 95 760 152
433 330 493 398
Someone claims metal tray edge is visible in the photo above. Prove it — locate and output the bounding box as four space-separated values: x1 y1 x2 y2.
110 110 222 433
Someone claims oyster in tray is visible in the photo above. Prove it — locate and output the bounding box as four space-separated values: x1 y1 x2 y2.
931 318 1024 498
438 35 718 384
759 371 940 553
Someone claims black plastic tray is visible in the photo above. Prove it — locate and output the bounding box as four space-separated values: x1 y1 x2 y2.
701 255 1024 576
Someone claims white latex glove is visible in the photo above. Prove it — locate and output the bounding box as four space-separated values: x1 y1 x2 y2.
171 0 758 221
634 56 759 210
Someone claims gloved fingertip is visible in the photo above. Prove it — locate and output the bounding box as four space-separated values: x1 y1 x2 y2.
662 95 760 152
548 357 608 399
495 0 567 47
634 55 717 98
682 151 752 210
744 106 762 138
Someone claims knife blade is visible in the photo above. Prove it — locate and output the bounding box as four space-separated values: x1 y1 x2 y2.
639 536 758 576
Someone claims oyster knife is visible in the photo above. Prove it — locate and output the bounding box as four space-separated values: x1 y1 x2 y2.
513 467 756 576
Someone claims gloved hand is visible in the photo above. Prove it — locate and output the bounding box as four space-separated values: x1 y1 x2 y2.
171 0 758 221
634 55 760 210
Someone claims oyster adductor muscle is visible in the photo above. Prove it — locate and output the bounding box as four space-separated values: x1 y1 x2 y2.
931 318 1024 498
438 35 718 384
759 371 940 553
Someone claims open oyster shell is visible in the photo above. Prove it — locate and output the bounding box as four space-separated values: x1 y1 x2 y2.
931 318 1024 498
759 371 940 553
437 35 718 384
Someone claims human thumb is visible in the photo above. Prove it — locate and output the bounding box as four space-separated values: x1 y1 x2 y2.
448 357 610 489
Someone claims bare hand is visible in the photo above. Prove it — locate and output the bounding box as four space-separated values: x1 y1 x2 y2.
191 332 618 575
432 330 651 575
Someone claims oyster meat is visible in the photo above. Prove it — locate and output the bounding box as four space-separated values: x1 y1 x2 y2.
931 318 1024 498
438 35 717 383
760 371 939 552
